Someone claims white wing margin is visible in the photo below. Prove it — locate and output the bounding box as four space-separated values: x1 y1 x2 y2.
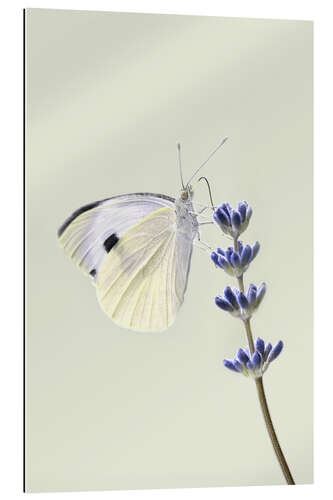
58 193 175 278
96 207 193 332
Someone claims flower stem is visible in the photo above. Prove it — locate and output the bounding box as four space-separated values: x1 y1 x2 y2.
243 318 255 355
233 237 295 485
255 377 295 485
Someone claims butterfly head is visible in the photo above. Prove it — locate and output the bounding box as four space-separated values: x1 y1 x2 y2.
180 185 194 201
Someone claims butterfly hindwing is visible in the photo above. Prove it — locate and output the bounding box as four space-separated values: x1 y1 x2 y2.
96 206 193 332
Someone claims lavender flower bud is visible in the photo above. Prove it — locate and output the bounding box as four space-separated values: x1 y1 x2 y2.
223 338 284 379
213 201 253 238
214 283 266 320
210 241 260 278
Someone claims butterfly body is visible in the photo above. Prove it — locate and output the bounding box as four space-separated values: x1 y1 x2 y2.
175 189 199 240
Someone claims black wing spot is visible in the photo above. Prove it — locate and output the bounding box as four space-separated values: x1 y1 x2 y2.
104 233 119 253
89 269 97 278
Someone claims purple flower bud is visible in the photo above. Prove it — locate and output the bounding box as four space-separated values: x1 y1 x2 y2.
252 351 262 369
218 256 231 271
238 202 248 222
233 359 243 372
255 283 267 308
224 286 239 309
247 284 257 307
237 292 249 309
264 343 273 361
225 247 233 264
237 241 244 254
267 341 283 363
246 206 253 222
211 252 220 266
252 241 260 260
237 348 250 364
230 252 241 268
240 245 252 266
256 337 265 356
215 296 234 312
214 208 229 227
246 360 254 371
231 210 242 230
224 359 241 373
221 203 232 217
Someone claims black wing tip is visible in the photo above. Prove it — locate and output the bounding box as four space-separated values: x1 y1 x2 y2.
57 200 103 238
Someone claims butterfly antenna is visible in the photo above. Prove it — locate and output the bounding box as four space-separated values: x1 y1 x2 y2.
177 142 185 189
198 176 215 209
186 137 228 187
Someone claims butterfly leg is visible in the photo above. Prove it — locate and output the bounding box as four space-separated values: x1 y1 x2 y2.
194 202 216 210
193 242 211 253
189 210 213 221
195 232 214 252
198 206 208 215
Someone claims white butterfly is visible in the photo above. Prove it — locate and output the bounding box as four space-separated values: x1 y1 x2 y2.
58 138 227 332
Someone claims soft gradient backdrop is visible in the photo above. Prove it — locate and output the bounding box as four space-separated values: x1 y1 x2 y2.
25 8 313 492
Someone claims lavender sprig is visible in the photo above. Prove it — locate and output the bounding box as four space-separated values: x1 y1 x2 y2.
211 201 295 485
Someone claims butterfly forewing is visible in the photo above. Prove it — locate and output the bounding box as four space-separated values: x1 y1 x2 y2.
58 194 175 279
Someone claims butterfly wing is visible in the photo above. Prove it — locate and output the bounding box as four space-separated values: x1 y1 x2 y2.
96 206 194 332
58 193 175 279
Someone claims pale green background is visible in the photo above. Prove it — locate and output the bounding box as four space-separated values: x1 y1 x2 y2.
25 9 313 493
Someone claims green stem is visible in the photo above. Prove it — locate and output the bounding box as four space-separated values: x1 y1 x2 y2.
233 237 295 485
